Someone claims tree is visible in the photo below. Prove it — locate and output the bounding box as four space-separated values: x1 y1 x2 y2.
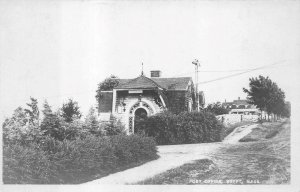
3 98 44 145
2 107 28 144
40 100 62 140
85 107 104 136
60 99 82 122
243 75 286 121
41 100 87 141
282 101 291 118
97 75 119 91
95 75 120 110
24 97 40 125
205 102 229 115
198 91 205 108
269 87 285 119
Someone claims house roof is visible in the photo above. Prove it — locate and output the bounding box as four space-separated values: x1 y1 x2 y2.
115 76 192 91
223 99 249 106
115 75 164 89
151 77 192 90
230 108 259 112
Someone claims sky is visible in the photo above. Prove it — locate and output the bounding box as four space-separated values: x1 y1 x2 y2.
1 0 300 121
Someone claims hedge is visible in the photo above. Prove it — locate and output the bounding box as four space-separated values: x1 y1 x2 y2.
3 134 158 184
135 111 223 145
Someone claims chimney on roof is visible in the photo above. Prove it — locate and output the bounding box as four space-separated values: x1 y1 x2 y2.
238 97 240 100
150 70 161 78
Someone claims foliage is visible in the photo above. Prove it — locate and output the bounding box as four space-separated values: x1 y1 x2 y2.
3 134 158 184
243 75 287 119
2 104 44 145
41 101 84 141
135 111 223 145
3 142 54 184
205 102 229 115
84 107 104 136
96 75 119 91
41 101 62 140
110 134 158 166
24 97 40 125
282 102 291 118
60 99 82 123
199 91 205 108
95 75 119 110
2 97 158 184
58 118 87 140
103 115 126 136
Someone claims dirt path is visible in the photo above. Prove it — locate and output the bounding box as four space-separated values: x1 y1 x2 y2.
83 124 257 185
223 123 258 144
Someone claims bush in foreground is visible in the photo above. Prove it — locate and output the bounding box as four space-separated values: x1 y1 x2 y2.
135 111 223 145
3 134 158 184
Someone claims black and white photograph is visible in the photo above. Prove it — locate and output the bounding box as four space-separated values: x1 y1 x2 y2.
0 0 300 191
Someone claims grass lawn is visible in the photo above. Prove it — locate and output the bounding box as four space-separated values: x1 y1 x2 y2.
239 120 286 142
137 119 290 185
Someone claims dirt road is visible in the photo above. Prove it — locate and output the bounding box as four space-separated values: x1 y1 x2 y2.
83 142 223 184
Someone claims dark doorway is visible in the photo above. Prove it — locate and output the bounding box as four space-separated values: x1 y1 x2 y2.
134 108 147 134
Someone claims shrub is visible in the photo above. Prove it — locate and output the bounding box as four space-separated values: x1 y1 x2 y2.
135 111 223 145
103 115 126 136
3 143 54 184
111 134 158 166
3 134 158 184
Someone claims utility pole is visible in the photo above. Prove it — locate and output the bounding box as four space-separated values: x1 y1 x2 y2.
192 59 200 111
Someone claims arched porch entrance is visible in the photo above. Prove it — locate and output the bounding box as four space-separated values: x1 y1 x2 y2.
134 108 147 134
128 101 154 134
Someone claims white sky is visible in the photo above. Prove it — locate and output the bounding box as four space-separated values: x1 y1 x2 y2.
1 0 300 121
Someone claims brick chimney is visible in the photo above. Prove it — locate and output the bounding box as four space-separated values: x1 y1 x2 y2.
238 97 240 100
150 70 161 78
